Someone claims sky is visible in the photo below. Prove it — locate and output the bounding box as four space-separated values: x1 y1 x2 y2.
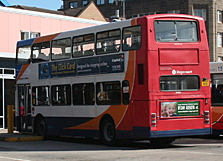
7 0 62 10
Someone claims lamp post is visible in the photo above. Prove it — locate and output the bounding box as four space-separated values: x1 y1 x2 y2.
115 0 125 18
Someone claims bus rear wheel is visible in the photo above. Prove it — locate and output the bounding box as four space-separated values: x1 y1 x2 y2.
100 117 116 146
35 117 46 137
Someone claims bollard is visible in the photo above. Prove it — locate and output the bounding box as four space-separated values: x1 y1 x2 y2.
7 105 14 133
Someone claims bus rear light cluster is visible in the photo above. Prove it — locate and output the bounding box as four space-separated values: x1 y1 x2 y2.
151 113 157 127
204 111 210 124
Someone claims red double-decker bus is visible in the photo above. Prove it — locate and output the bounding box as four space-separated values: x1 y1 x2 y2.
15 14 211 145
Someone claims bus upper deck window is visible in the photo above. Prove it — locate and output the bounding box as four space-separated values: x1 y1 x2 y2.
73 34 94 57
16 46 31 65
122 25 141 51
52 38 71 60
96 29 121 54
155 20 198 42
32 42 50 63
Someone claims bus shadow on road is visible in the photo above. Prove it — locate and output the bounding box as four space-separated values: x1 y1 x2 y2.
45 136 196 150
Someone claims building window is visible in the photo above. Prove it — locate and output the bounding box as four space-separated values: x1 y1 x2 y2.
70 2 78 8
139 13 145 17
21 31 40 40
217 56 223 62
132 14 138 18
217 33 223 47
217 10 223 23
108 0 114 3
82 1 88 6
21 31 29 40
132 12 158 18
96 0 105 5
167 10 180 14
194 9 206 21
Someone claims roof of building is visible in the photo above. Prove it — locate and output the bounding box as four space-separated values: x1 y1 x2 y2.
9 5 65 15
0 0 10 6
0 6 107 25
8 1 107 22
63 7 84 17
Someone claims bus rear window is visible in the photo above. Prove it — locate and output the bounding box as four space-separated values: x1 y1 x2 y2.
155 20 198 42
160 75 199 91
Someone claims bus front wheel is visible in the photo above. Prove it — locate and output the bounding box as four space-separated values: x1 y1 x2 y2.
100 117 116 146
35 117 46 137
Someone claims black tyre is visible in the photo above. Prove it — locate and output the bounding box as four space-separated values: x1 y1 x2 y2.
35 117 46 137
100 117 116 146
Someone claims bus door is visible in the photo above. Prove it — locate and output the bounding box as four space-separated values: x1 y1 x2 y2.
18 85 32 132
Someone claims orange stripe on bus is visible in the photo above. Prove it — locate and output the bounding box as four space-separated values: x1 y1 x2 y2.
65 20 138 130
16 64 30 81
212 106 223 123
65 51 136 130
131 18 137 26
34 33 60 43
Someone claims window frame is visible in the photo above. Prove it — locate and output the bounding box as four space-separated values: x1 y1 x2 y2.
160 75 200 92
51 37 72 60
217 32 223 47
51 84 71 106
96 29 121 55
32 86 50 106
72 33 95 57
32 41 51 63
72 83 95 105
154 20 199 43
122 25 142 51
96 0 105 5
96 81 121 105
70 1 78 8
217 10 223 23
82 0 88 6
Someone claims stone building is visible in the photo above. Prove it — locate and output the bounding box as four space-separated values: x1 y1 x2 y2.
61 0 223 62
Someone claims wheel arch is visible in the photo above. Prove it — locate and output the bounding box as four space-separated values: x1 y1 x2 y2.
99 114 115 131
34 113 45 134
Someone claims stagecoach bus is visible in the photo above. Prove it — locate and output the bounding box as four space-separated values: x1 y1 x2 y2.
210 62 223 135
15 14 211 145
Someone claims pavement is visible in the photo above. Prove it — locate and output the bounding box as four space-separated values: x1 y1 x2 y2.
0 129 44 142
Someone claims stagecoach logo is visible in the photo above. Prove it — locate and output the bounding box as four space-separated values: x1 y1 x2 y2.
172 70 193 75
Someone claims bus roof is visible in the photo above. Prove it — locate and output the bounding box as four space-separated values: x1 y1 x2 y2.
16 38 36 47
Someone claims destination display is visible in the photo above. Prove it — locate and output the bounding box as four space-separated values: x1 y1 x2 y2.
39 54 124 79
